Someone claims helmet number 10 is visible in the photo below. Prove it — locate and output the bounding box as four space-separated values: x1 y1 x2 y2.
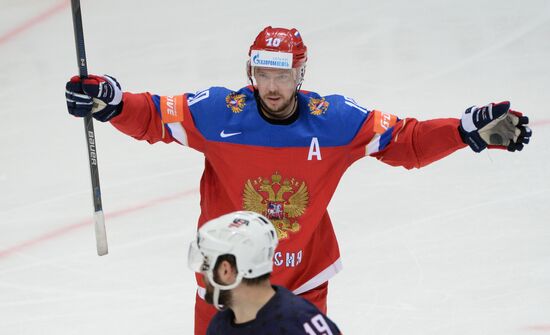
266 37 281 47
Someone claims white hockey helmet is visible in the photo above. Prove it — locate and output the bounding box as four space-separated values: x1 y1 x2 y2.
188 211 279 290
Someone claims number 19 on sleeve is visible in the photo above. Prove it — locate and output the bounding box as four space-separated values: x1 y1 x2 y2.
303 314 334 335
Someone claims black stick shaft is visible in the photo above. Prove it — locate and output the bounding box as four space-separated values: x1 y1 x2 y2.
71 0 88 77
71 0 107 255
71 0 102 212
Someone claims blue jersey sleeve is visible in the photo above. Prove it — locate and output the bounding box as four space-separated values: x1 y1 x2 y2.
294 302 341 334
321 93 372 145
272 287 342 335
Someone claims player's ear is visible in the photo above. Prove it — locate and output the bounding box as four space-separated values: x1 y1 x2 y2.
218 260 238 283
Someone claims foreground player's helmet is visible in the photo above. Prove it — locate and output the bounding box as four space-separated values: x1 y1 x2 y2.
247 26 308 85
188 210 278 288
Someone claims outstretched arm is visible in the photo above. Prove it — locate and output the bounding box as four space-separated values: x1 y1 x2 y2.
359 101 531 169
65 74 208 149
110 92 173 144
370 116 466 169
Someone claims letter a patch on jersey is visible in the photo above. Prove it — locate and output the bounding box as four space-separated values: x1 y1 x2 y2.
160 95 184 123
372 110 398 134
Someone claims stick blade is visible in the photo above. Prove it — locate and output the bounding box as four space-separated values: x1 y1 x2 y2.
94 210 108 256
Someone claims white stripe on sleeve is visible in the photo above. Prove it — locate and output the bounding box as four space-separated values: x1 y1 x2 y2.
166 122 188 146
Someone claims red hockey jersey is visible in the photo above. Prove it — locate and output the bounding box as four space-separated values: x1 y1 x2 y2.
110 86 466 294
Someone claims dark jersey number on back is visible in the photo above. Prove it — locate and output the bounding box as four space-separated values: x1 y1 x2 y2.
303 314 335 335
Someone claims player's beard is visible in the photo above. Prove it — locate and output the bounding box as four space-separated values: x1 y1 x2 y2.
204 274 233 308
259 94 297 119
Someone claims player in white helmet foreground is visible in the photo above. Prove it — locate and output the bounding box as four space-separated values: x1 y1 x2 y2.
188 211 341 335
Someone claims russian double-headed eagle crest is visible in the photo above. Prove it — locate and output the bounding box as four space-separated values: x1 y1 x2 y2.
308 97 329 116
225 92 246 113
243 172 308 240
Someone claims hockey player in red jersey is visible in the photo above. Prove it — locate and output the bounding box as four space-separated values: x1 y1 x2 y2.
188 211 342 335
65 26 532 334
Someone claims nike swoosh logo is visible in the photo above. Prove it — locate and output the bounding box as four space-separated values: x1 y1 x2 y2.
220 130 242 138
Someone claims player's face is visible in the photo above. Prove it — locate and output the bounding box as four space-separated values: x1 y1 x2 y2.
254 67 297 119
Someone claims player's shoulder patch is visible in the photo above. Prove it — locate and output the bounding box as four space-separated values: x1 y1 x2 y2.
299 91 331 116
372 109 398 134
225 92 247 113
308 96 330 116
159 95 185 123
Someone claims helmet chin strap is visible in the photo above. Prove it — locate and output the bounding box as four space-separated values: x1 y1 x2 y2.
212 286 223 311
207 271 245 311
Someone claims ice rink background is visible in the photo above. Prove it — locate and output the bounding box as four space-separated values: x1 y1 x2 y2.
1 0 549 334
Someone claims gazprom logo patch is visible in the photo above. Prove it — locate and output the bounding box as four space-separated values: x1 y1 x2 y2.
250 50 292 69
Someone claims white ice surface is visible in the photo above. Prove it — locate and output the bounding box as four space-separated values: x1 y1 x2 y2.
1 0 549 334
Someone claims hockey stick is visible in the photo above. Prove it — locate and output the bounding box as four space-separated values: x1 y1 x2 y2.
70 0 108 256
